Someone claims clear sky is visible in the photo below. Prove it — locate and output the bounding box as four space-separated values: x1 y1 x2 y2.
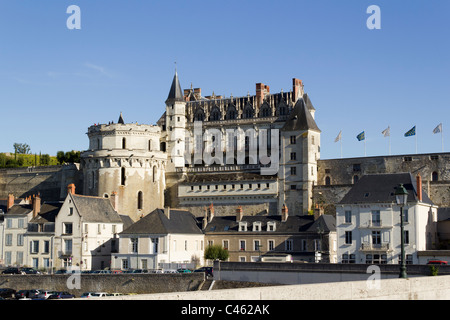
0 0 449 160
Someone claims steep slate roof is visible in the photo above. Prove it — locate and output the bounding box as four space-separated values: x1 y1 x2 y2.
30 201 63 223
303 93 315 111
70 194 123 223
339 173 434 205
203 214 333 233
166 72 184 103
4 204 32 215
121 208 203 235
281 98 320 132
307 214 336 233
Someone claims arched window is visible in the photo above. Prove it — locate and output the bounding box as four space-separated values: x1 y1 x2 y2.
244 107 253 119
122 137 126 149
432 171 439 181
152 166 157 183
210 107 221 121
325 176 331 186
194 108 205 121
226 105 237 120
137 191 143 210
121 167 126 186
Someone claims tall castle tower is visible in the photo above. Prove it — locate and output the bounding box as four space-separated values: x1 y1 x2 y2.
81 113 167 221
165 71 187 172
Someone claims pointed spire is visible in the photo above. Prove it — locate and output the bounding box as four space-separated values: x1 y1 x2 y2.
118 112 125 124
166 71 184 104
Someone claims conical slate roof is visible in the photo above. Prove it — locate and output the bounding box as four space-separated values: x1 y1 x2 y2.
166 72 184 103
281 98 320 132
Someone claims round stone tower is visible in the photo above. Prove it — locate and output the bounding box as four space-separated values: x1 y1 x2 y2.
81 113 167 221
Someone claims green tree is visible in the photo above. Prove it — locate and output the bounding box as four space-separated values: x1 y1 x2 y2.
56 151 65 164
204 245 229 261
13 143 31 155
40 154 51 166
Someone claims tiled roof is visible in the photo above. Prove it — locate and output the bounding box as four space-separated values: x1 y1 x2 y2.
121 208 203 235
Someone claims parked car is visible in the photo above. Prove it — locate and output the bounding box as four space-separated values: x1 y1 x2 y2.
194 267 213 277
177 268 192 273
21 267 41 274
2 267 24 275
92 269 111 274
47 291 75 299
37 290 57 299
111 269 123 274
0 288 16 299
54 269 69 274
427 260 448 265
91 292 108 298
80 292 96 298
15 289 41 299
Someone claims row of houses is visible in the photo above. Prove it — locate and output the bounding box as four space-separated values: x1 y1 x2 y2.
0 184 336 271
0 172 448 272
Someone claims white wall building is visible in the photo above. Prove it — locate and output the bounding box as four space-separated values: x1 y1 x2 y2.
336 173 438 265
112 207 204 270
53 185 124 271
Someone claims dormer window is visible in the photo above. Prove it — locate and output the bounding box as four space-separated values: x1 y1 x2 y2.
239 222 247 232
253 221 262 232
267 221 276 232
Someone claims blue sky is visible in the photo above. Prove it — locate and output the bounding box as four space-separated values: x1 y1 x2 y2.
0 0 449 159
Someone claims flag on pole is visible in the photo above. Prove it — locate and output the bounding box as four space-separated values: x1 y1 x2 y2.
433 123 442 134
382 126 390 137
334 131 342 142
404 126 416 137
356 131 365 141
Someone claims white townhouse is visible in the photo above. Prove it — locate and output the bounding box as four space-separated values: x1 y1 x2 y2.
336 173 438 265
53 185 124 271
112 207 205 270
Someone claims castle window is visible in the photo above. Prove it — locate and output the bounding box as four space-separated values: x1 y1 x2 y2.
353 175 359 184
210 108 221 121
290 152 296 160
325 176 331 185
160 142 166 152
121 167 126 186
244 107 253 119
137 191 143 210
291 167 296 175
148 140 152 151
260 106 271 117
432 171 439 181
152 166 157 183
226 106 237 120
290 136 296 144
122 138 126 149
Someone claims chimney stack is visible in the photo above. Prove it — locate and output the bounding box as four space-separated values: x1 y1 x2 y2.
7 194 14 212
292 78 304 101
32 194 41 218
281 204 289 222
109 191 119 211
416 173 423 201
236 206 243 222
208 203 215 223
164 207 171 220
256 83 270 107
67 183 76 195
314 207 324 221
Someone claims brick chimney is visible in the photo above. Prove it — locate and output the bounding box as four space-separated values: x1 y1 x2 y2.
281 204 288 222
7 193 15 212
32 194 41 218
256 83 270 107
67 183 76 195
236 206 243 222
416 173 423 201
109 191 119 211
164 207 171 220
208 203 215 223
292 78 304 101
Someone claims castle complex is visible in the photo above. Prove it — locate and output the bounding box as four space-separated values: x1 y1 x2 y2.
77 72 321 221
2 73 450 223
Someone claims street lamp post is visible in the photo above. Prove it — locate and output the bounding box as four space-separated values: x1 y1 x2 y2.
395 184 408 279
